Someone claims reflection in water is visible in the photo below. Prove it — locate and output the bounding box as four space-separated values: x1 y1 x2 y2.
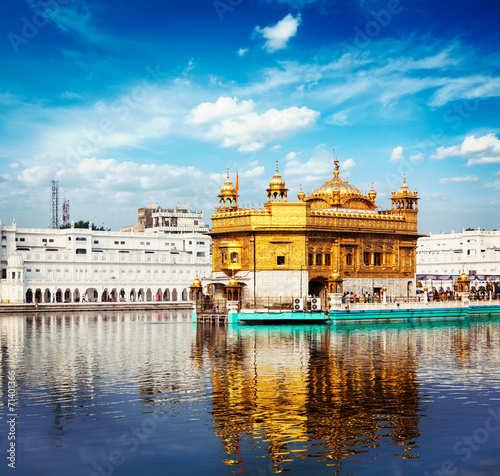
194 324 421 473
1 313 500 475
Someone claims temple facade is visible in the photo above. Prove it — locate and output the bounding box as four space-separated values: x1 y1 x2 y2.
206 153 422 302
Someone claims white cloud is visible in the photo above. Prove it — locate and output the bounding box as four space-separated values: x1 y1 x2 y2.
282 147 355 179
390 146 404 163
271 145 282 151
205 105 319 152
255 13 302 53
187 97 255 124
430 133 500 165
17 166 54 187
438 175 479 184
409 153 424 162
342 158 356 170
60 91 82 100
240 166 265 178
237 48 249 56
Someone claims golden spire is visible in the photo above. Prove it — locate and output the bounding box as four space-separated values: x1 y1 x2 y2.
297 184 305 201
276 160 279 173
333 149 340 179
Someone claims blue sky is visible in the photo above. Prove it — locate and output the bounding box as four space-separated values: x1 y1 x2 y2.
1 0 499 233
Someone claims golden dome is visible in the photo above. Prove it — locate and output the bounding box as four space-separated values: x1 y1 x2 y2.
297 185 305 201
219 169 236 196
192 275 202 287
397 174 411 196
458 270 468 281
368 183 377 201
268 161 286 189
313 158 363 197
228 276 238 286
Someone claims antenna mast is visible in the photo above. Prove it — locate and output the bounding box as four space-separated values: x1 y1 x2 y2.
50 180 60 229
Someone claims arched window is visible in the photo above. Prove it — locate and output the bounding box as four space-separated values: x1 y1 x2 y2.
231 252 238 263
346 253 352 266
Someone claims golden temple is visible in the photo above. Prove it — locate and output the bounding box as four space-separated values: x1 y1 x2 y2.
207 150 421 301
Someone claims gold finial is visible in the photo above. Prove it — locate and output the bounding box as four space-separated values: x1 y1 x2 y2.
226 168 229 180
403 173 406 185
333 158 339 179
276 160 279 173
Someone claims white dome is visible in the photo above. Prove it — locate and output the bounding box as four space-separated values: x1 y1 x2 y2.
7 252 24 268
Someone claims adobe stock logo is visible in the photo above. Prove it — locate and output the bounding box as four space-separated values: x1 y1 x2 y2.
424 405 500 476
7 0 71 54
340 0 403 52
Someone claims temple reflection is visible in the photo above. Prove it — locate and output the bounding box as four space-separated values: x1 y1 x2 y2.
193 324 421 472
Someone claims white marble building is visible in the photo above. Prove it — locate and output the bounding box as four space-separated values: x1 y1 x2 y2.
0 219 212 303
416 228 500 293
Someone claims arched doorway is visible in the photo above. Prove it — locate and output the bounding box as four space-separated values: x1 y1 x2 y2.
407 281 414 297
56 289 62 303
64 289 71 302
146 288 152 301
308 279 327 300
44 288 51 303
73 289 80 302
85 288 98 302
26 289 33 303
164 288 170 301
35 288 42 303
172 288 178 301
130 289 136 301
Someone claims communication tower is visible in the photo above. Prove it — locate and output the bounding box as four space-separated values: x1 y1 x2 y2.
50 181 60 229
62 198 70 225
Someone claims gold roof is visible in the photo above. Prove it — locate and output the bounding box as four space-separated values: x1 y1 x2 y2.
312 158 363 198
219 169 236 196
268 161 286 189
396 174 412 196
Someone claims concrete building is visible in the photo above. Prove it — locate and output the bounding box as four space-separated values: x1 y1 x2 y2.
416 228 500 293
0 219 211 303
122 203 209 234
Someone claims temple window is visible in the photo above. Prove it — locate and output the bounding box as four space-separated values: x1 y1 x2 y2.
346 253 352 266
374 253 382 266
308 253 313 266
277 256 285 266
324 254 331 266
231 252 238 263
222 253 227 264
364 252 371 266
316 254 322 266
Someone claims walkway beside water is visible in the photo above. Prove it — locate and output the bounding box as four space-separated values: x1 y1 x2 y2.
0 301 194 314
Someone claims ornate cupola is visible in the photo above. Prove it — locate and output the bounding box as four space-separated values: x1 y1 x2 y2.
218 169 238 211
391 174 418 212
267 160 288 202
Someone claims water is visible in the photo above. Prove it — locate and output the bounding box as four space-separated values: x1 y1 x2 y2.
1 311 500 476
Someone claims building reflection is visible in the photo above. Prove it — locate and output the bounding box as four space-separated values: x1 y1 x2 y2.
193 324 421 472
